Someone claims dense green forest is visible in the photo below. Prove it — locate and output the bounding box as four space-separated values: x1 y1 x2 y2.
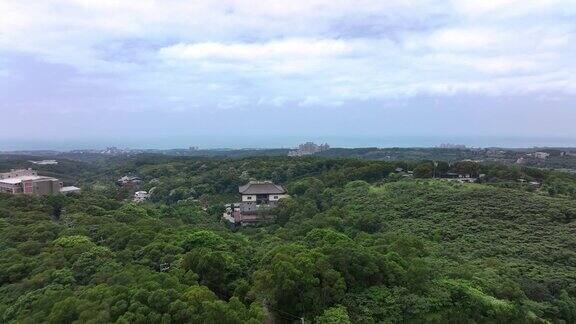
2 155 576 323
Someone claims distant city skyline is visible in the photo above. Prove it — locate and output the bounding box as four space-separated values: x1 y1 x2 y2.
2 134 576 152
1 1 575 149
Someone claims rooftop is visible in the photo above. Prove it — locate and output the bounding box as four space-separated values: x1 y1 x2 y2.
0 175 57 185
239 181 286 195
60 186 81 193
118 176 141 181
29 160 58 165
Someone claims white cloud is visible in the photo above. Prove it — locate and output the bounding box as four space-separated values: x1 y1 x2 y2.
160 39 353 61
0 0 575 109
452 0 576 18
423 28 504 51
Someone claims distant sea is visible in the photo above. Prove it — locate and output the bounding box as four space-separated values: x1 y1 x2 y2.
1 135 575 151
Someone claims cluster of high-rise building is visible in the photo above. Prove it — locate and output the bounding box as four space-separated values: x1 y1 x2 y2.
438 143 467 149
288 142 330 156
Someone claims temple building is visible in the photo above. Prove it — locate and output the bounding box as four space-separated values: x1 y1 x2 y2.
223 181 289 227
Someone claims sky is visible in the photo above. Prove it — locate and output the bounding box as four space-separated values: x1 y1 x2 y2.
1 0 576 150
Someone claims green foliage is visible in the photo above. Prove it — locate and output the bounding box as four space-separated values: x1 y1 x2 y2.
414 162 434 178
316 305 352 324
2 155 576 322
252 243 347 318
181 230 228 251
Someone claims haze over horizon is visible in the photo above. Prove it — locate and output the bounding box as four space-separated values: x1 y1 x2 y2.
1 1 576 150
2 134 576 152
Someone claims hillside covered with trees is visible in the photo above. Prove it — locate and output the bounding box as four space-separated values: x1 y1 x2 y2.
1 155 576 323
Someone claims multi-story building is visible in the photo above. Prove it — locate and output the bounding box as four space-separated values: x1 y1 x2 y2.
134 191 150 203
239 181 289 204
533 152 550 159
117 175 142 187
223 181 289 226
0 169 63 195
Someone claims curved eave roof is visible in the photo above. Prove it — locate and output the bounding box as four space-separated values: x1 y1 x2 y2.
239 182 286 194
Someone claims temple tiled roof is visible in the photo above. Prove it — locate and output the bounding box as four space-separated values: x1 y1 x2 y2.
238 181 286 194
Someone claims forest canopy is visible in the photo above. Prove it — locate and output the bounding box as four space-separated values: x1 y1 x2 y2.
1 155 576 323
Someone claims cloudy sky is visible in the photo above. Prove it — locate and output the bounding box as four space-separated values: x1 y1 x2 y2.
1 0 575 149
